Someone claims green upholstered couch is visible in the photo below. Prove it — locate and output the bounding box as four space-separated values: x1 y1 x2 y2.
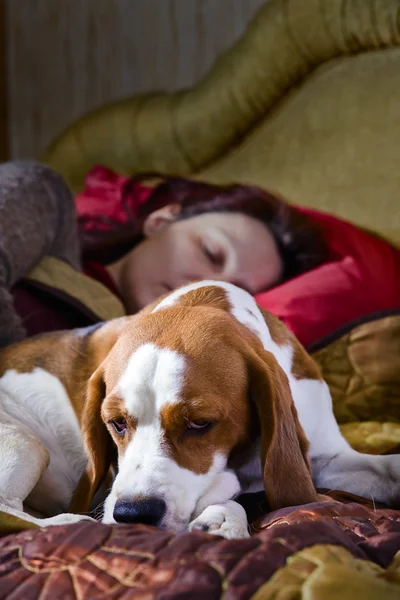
43 0 400 247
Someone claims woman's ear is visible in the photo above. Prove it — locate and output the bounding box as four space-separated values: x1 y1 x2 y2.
143 204 181 237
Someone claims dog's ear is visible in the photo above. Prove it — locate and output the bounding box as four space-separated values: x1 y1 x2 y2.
69 365 114 514
246 347 319 510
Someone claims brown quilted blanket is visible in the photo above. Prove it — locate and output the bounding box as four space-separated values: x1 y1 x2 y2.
0 313 399 598
0 495 399 599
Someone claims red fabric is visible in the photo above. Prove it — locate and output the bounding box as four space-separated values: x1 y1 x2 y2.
76 166 152 233
255 208 400 346
77 167 400 346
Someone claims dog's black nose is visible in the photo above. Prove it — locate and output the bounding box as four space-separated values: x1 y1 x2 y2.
113 498 166 526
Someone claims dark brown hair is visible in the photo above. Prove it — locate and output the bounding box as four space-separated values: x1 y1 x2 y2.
80 174 327 281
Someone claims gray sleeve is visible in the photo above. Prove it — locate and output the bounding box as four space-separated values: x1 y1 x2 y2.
0 161 82 346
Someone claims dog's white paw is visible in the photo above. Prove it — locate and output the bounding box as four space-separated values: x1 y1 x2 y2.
189 500 250 539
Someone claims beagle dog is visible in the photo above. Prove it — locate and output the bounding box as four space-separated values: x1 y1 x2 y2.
0 281 399 538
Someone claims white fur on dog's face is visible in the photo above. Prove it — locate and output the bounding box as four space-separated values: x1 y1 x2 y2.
101 342 245 530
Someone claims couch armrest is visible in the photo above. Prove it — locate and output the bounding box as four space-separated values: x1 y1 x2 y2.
41 92 194 193
42 0 400 194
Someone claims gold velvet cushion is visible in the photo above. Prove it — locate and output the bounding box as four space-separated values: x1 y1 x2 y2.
312 313 400 454
251 545 400 600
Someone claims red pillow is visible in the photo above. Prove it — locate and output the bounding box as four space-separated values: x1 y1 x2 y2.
256 208 400 347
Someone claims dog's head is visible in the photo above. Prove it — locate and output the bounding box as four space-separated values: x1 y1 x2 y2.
71 283 318 530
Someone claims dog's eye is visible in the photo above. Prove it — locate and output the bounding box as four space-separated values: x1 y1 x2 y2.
187 420 211 431
110 418 127 434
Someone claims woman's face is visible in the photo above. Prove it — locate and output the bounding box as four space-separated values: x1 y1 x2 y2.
107 207 284 313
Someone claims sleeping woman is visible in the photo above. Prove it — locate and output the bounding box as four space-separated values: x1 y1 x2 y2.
1 161 399 350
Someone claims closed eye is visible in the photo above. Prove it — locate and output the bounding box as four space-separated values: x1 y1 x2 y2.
201 241 224 267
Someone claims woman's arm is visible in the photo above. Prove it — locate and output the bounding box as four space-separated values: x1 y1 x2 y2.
0 162 81 347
